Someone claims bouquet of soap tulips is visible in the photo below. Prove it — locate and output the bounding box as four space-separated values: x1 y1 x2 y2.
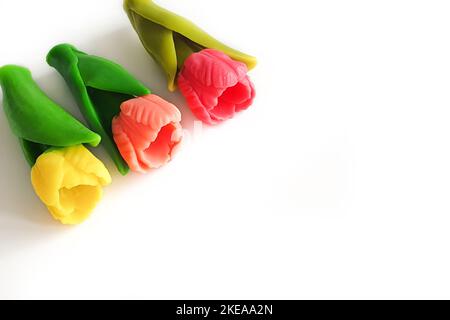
0 0 257 225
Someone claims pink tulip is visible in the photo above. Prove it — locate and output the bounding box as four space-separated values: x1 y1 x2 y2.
178 49 256 125
112 94 183 173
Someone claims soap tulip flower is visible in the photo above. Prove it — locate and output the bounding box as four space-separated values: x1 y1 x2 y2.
124 0 257 124
0 65 111 224
112 94 182 173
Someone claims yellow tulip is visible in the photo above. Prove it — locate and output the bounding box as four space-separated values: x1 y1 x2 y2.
31 145 112 225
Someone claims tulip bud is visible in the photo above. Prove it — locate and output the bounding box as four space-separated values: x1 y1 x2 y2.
0 65 111 224
178 49 256 125
112 94 182 173
31 146 111 225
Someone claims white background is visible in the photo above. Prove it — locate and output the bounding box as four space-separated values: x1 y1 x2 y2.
1 0 450 300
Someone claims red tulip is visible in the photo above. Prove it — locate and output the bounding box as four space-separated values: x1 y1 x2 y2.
112 94 183 173
178 49 256 125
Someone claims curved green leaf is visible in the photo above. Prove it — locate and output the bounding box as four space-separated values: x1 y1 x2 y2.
124 0 257 91
47 44 151 175
0 65 101 165
129 12 179 91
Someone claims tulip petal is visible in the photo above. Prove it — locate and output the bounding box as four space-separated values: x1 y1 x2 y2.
209 101 236 122
121 95 181 130
111 117 141 172
220 79 253 106
178 73 217 125
49 185 103 225
235 77 256 112
138 123 182 169
31 150 65 208
183 50 247 89
60 145 112 188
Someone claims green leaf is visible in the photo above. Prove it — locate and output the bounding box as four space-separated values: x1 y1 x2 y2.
124 0 257 91
19 139 50 167
0 65 101 165
47 44 151 175
129 12 178 91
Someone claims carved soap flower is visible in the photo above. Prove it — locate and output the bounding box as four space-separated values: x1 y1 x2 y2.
31 146 111 224
178 49 256 125
124 0 257 125
0 65 111 224
112 94 182 173
47 44 183 175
